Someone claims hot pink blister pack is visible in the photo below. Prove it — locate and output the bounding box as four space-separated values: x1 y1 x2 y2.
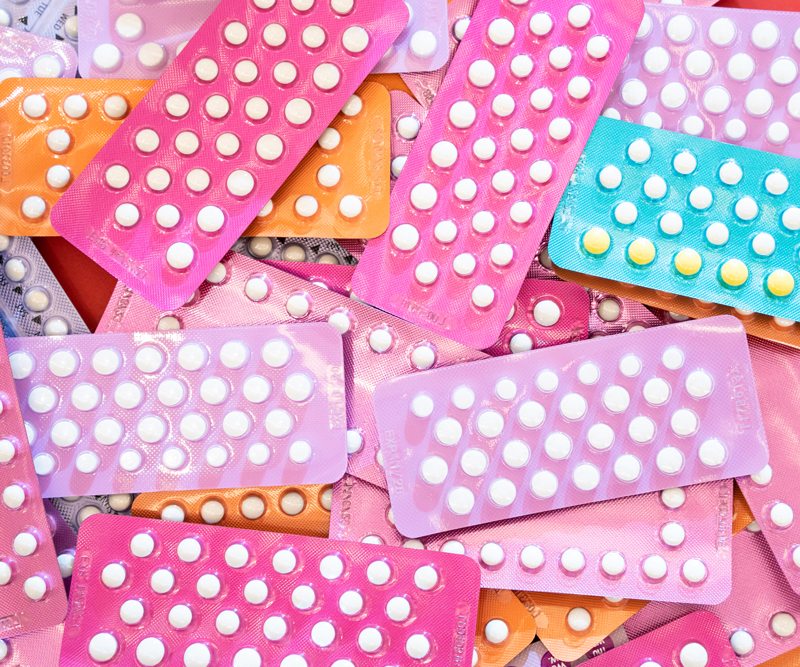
371 0 449 74
61 513 481 667
331 473 733 603
603 4 800 153
6 323 346 498
352 0 643 350
50 0 409 311
95 252 488 491
371 315 768 538
389 90 428 190
0 622 64 667
0 26 77 78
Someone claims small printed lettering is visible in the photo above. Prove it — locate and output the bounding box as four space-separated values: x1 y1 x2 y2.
1 134 12 184
87 231 148 280
383 429 403 493
726 364 752 432
452 614 468 666
327 365 346 429
339 476 355 526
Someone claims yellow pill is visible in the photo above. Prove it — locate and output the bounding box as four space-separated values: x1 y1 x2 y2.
720 259 748 287
674 248 702 276
627 238 656 266
767 269 795 297
582 227 611 255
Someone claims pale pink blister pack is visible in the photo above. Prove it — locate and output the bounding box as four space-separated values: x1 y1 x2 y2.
352 0 643 349
95 252 488 491
0 622 64 667
50 0 409 311
7 322 346 498
372 0 449 74
603 4 800 153
0 25 77 78
331 473 733 603
61 513 481 667
371 315 767 538
390 90 428 190
42 498 78 593
263 259 356 296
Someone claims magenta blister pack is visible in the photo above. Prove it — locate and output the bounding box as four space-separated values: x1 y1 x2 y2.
352 0 643 349
61 513 481 667
0 622 64 667
372 0 448 74
332 473 733 603
390 90 428 189
50 0 409 312
372 315 767 538
0 25 77 79
7 322 346 498
604 4 800 153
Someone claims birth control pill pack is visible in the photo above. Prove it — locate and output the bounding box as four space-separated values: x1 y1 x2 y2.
8 322 347 497
548 118 800 322
389 90 428 190
131 483 332 537
0 78 153 237
264 259 355 297
371 0 448 74
49 493 135 534
52 0 409 311
0 0 76 41
0 622 64 667
512 626 627 667
233 236 357 267
603 4 800 155
61 513 481 667
372 315 766 537
352 0 643 349
0 329 67 639
474 589 538 667
331 472 734 604
0 25 77 79
96 252 488 490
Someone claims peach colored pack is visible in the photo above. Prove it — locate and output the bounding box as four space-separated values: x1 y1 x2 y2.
475 589 537 667
732 481 754 535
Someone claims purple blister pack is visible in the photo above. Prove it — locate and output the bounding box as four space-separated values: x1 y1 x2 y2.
50 0 409 311
60 513 481 667
603 5 800 153
0 26 77 79
372 0 449 74
0 622 64 667
371 315 767 538
352 0 643 349
7 323 346 498
390 90 428 190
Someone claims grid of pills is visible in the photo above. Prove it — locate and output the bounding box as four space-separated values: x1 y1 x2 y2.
49 493 134 533
389 90 428 189
51 0 409 312
603 4 800 155
7 323 346 497
0 25 77 79
233 236 357 266
352 0 643 349
373 0 448 74
60 514 481 667
548 117 800 322
371 316 767 538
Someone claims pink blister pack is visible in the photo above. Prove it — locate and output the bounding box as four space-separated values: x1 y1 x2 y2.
603 4 800 153
331 473 733 603
95 252 488 491
42 499 78 593
390 90 428 190
7 322 346 498
0 622 64 667
263 259 356 297
371 315 768 538
61 513 481 667
0 26 77 78
50 0 409 312
352 0 643 350
372 0 448 74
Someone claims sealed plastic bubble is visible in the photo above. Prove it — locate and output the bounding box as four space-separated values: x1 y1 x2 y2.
604 4 800 156
51 0 410 312
0 622 64 667
508 627 628 667
234 236 357 266
131 484 331 538
43 498 78 594
61 513 481 667
390 90 428 190
352 0 643 349
49 494 134 534
549 118 800 323
264 260 355 297
96 252 487 490
8 322 346 497
474 589 537 667
244 82 391 239
0 25 77 79
0 78 152 237
372 0 448 74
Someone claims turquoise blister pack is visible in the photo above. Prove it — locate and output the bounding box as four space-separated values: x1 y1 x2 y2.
548 117 799 321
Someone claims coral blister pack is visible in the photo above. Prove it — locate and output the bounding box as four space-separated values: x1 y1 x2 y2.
7 322 347 497
60 513 481 667
233 236 357 267
51 0 410 311
389 90 428 190
48 493 135 533
352 0 643 349
371 0 448 74
473 588 538 667
0 25 77 78
371 315 766 537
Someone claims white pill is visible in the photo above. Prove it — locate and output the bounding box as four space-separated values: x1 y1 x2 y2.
671 409 699 436
643 554 668 580
391 156 407 178
449 100 476 128
601 551 626 576
751 20 779 49
614 454 641 482
548 118 571 141
520 545 545 570
23 94 48 118
587 34 610 60
468 59 495 87
598 165 622 190
337 590 364 616
730 631 754 656
102 562 127 588
89 633 119 662
549 46 572 70
150 568 175 594
772 613 797 638
161 447 186 470
619 78 646 107
530 87 554 111
573 463 600 491
644 47 670 75
661 521 686 547
745 89 773 116
561 548 585 573
487 17 514 45
771 502 794 527
410 182 437 210
447 486 475 515
92 44 122 71
661 82 688 110
680 643 709 667
510 54 534 78
105 165 129 189
766 171 789 195
28 385 58 414
166 242 194 270
138 42 165 69
484 619 509 645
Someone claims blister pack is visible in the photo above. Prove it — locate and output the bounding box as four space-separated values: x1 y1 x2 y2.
0 79 153 237
0 0 76 41
371 0 448 74
548 118 800 322
264 260 355 297
131 484 332 537
603 5 800 155
96 252 488 490
372 315 765 537
48 493 135 533
233 236 357 267
61 513 481 667
331 472 734 604
8 323 347 497
0 622 64 667
352 0 643 349
243 82 392 239
389 90 428 190
52 0 409 312
508 627 627 667
42 498 78 592
474 589 538 667
0 25 76 78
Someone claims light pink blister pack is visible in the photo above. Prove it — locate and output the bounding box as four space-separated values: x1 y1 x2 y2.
95 252 488 491
371 315 768 538
0 25 77 78
372 0 449 74
61 513 481 667
390 90 428 190
50 0 409 312
0 622 64 667
42 499 78 593
331 473 733 603
352 0 643 350
263 259 356 296
603 4 800 153
7 322 346 498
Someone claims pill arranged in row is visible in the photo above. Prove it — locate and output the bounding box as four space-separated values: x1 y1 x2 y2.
48 493 135 534
389 89 429 188
233 236 356 269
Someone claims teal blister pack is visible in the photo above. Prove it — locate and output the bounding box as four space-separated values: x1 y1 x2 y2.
548 117 799 321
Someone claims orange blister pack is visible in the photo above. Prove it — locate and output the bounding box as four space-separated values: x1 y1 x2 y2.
474 589 537 667
761 646 800 667
130 485 332 538
243 81 391 240
0 78 153 237
733 481 755 535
